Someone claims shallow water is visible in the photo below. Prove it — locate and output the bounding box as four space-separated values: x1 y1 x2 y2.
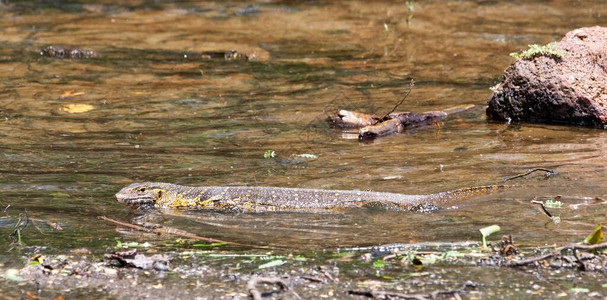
1 0 607 297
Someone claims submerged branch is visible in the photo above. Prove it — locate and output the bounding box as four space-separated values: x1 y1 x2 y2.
503 168 555 182
99 215 262 248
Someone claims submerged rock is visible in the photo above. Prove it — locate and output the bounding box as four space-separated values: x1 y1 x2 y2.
487 26 607 127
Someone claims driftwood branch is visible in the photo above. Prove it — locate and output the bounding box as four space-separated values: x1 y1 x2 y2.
329 90 475 138
360 111 447 139
330 110 379 128
327 82 480 139
330 110 448 139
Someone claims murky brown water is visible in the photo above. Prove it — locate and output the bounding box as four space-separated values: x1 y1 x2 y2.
1 0 607 298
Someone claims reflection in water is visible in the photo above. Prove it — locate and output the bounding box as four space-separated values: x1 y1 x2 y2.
0 1 606 251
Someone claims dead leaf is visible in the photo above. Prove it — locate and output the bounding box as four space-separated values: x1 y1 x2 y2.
584 224 603 245
61 104 94 113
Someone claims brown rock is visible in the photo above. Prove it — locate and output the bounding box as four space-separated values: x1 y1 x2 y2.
487 26 607 127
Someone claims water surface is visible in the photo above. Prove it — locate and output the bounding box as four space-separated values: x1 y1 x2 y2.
1 0 607 297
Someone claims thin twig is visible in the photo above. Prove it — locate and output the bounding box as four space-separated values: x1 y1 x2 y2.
507 242 607 267
503 168 555 182
375 79 415 124
247 276 289 300
572 248 586 271
29 219 45 235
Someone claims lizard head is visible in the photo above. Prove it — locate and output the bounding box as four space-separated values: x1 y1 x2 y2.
115 182 168 208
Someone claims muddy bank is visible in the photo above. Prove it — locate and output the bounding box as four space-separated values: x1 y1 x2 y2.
4 241 607 299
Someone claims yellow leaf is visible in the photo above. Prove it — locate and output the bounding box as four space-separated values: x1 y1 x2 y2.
584 224 603 245
61 104 94 113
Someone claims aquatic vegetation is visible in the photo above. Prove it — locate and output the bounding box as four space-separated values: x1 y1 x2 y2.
405 1 415 23
509 42 564 59
479 225 500 249
263 150 276 159
405 1 415 11
544 199 563 208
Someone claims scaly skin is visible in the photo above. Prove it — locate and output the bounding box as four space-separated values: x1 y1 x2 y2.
115 182 506 212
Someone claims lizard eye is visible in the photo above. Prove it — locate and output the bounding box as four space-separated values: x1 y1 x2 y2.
138 187 147 192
